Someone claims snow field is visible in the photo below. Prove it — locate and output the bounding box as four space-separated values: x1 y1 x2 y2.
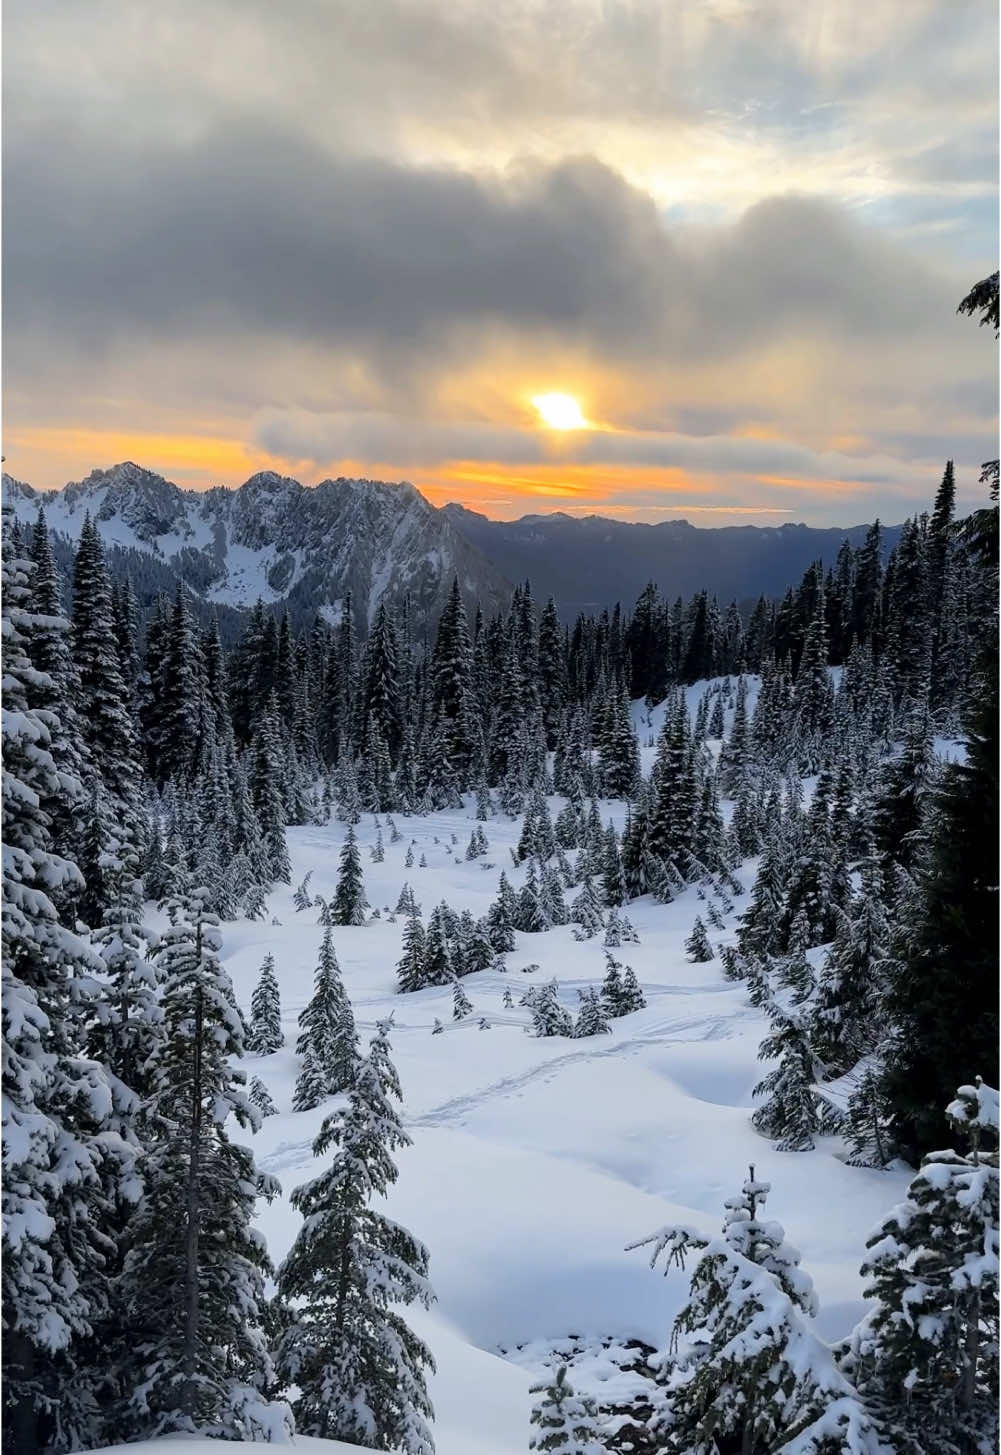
200 776 911 1454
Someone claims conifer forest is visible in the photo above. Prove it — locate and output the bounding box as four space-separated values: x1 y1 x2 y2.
3 245 999 1455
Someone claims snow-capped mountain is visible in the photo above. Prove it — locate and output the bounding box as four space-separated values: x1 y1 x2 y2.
2 463 513 626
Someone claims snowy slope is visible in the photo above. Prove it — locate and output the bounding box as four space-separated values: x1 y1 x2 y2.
76 682 936 1455
116 757 917 1452
1 464 512 625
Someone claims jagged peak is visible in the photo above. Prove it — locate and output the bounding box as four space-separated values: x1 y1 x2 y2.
238 470 302 494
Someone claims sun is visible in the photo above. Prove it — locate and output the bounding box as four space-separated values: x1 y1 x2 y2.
532 392 587 430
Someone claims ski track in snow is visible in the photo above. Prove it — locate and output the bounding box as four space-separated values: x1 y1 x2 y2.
407 1009 757 1129
260 1005 757 1174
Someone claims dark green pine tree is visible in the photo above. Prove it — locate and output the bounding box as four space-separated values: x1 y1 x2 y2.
879 643 999 1158
247 697 292 884
396 911 428 993
684 916 714 964
118 890 286 1440
294 930 358 1110
869 695 934 888
423 906 454 986
851 519 883 649
485 871 518 953
276 1022 435 1451
598 677 640 799
247 953 283 1055
809 858 887 1074
537 597 568 749
27 508 89 860
148 584 205 784
431 577 478 788
646 694 695 876
752 1005 825 1152
357 603 402 762
601 823 626 908
71 515 145 860
791 591 835 772
332 824 367 926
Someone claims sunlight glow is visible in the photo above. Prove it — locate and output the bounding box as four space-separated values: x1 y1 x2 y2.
532 392 587 430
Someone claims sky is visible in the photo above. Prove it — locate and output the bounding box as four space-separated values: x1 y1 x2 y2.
2 0 998 525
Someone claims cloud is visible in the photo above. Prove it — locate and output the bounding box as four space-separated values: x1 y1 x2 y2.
3 115 975 376
2 0 995 521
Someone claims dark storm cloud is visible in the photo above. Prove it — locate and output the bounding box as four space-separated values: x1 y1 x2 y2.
3 115 964 382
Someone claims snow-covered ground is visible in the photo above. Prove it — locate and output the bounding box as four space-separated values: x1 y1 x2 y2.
143 781 911 1453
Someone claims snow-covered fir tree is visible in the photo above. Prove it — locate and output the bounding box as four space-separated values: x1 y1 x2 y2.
247 953 283 1055
332 824 367 925
842 1079 998 1455
294 929 358 1111
531 982 574 1038
2 522 138 1455
528 1364 605 1454
684 915 714 963
276 1021 435 1451
629 1168 883 1455
118 889 287 1440
249 1076 278 1118
574 988 611 1039
397 910 429 993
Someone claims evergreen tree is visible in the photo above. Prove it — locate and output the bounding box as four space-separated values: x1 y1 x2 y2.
332 824 367 926
423 906 454 987
570 877 604 940
684 916 714 964
452 979 473 1020
249 1076 278 1118
119 890 286 1439
528 1365 604 1455
397 912 429 994
247 954 283 1055
809 862 886 1074
844 1079 999 1455
531 982 574 1038
619 965 646 1013
601 824 626 908
25 507 88 861
630 1169 880 1455
86 839 161 1101
247 701 292 884
294 930 358 1110
486 872 518 953
752 1006 826 1152
3 523 137 1455
71 516 144 867
879 648 999 1158
599 677 640 799
431 577 478 788
600 953 626 1017
574 988 611 1039
276 1022 436 1451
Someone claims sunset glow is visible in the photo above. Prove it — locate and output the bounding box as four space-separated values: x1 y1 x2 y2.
2 0 995 524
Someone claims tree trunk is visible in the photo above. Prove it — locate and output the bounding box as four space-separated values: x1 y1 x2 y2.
183 973 205 1419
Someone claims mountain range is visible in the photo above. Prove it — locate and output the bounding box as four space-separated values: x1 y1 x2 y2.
2 462 901 628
